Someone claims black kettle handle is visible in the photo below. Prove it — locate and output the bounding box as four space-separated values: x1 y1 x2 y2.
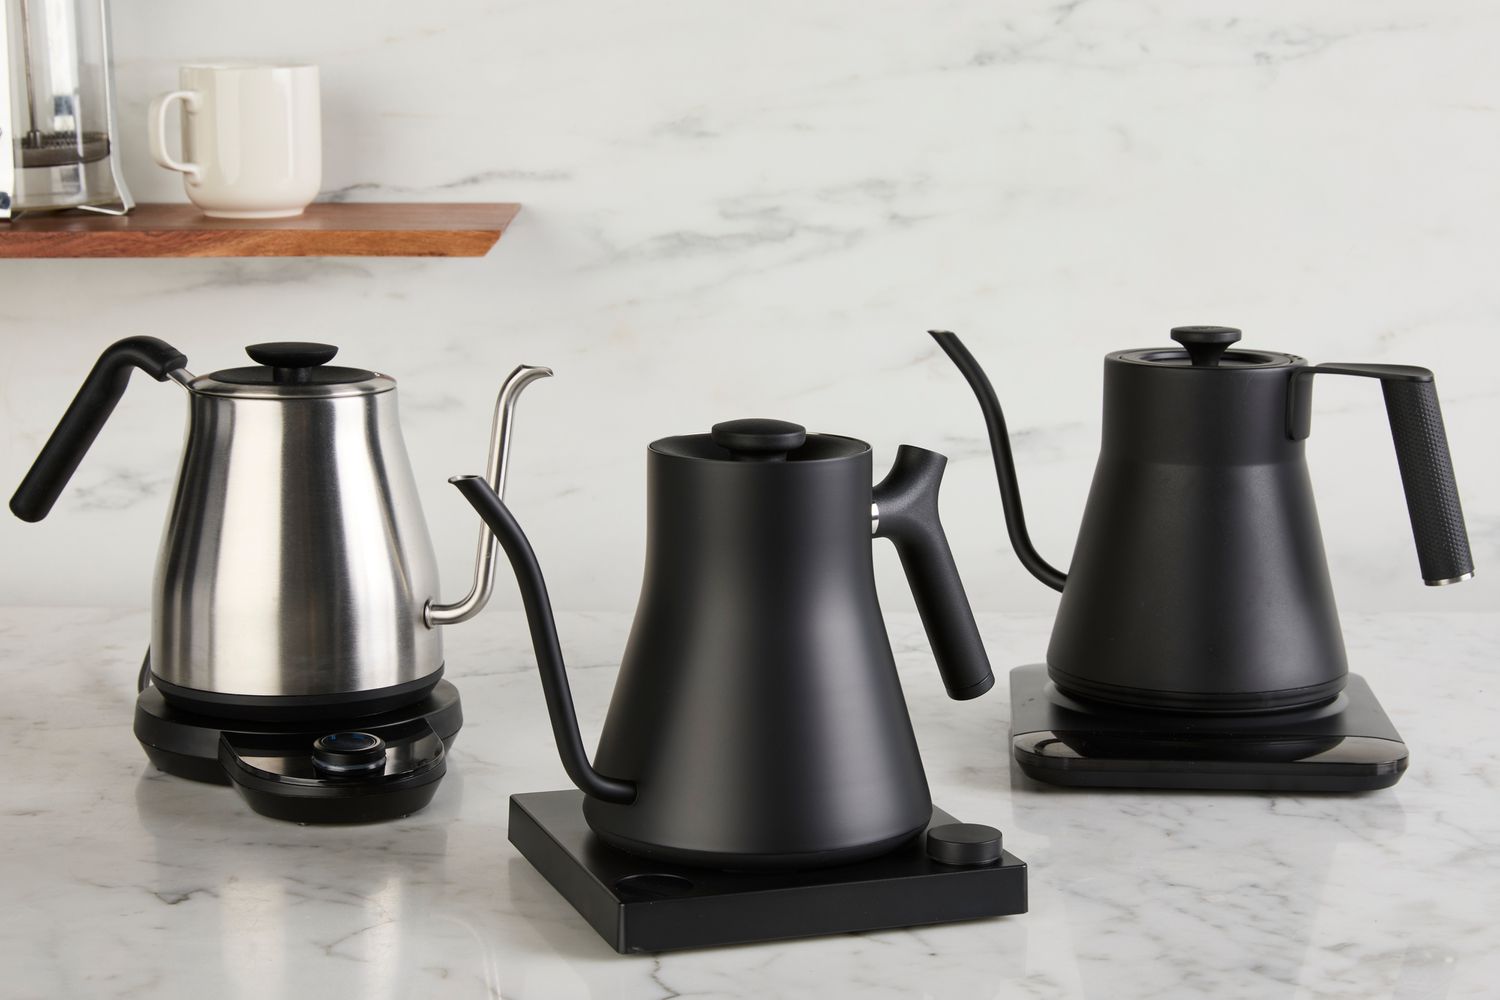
1289 363 1474 586
874 446 995 700
11 337 188 523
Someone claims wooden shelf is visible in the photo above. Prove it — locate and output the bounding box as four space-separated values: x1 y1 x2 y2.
0 202 519 258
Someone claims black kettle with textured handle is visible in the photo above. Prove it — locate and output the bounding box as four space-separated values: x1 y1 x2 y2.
933 325 1473 715
453 416 993 869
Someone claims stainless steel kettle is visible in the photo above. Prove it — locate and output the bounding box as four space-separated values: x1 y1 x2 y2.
11 336 549 717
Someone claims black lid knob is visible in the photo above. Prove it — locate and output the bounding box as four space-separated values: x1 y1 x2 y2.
710 418 807 462
1170 326 1241 368
246 342 339 384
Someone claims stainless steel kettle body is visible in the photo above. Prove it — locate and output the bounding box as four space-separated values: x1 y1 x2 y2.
151 369 443 708
12 337 549 717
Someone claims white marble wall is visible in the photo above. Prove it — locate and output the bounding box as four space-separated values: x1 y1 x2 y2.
1 0 1495 613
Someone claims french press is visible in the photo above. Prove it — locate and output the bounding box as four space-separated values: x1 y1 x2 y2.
1 0 132 217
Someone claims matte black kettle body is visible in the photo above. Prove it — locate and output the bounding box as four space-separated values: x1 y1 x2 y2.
933 326 1473 714
455 417 994 869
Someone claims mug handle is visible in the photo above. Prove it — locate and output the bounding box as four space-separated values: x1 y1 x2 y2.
148 90 202 181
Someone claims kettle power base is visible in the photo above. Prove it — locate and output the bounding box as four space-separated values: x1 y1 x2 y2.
1009 665 1408 792
509 790 1027 954
133 680 463 823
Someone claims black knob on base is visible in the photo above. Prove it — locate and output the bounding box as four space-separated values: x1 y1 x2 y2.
311 732 387 778
1170 326 1241 368
926 823 1003 866
710 418 808 461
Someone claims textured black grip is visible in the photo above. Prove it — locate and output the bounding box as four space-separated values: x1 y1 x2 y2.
10 337 187 522
874 445 995 700
1381 378 1474 584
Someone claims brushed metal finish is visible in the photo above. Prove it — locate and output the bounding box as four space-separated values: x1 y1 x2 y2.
427 364 552 626
1425 571 1474 587
152 377 442 697
191 371 394 399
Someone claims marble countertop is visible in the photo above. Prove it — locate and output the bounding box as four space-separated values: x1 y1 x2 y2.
2 607 1497 999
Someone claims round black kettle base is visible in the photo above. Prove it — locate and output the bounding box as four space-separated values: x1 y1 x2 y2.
133 680 463 823
508 789 1028 953
1009 665 1408 792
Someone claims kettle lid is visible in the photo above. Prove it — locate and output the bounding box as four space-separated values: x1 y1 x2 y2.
195 343 392 398
1115 326 1301 370
710 418 808 461
651 418 869 463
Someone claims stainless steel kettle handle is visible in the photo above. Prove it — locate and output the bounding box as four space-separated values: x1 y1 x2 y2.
426 364 553 626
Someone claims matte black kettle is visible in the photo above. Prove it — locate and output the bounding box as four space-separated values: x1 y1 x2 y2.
933 326 1473 714
453 417 993 869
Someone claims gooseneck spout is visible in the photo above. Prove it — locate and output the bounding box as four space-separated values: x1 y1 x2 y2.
427 365 553 626
928 331 1067 592
449 475 637 805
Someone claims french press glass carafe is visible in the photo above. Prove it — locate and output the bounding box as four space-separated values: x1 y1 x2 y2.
1 0 132 217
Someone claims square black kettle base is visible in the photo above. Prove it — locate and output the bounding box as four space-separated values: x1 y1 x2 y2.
1010 664 1408 792
509 790 1027 954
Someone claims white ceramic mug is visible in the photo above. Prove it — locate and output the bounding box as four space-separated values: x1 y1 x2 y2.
149 64 321 218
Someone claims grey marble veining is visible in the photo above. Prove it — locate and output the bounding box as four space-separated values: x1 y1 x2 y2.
1 607 1497 999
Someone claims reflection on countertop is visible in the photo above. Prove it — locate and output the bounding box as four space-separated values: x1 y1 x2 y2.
1 608 1497 999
